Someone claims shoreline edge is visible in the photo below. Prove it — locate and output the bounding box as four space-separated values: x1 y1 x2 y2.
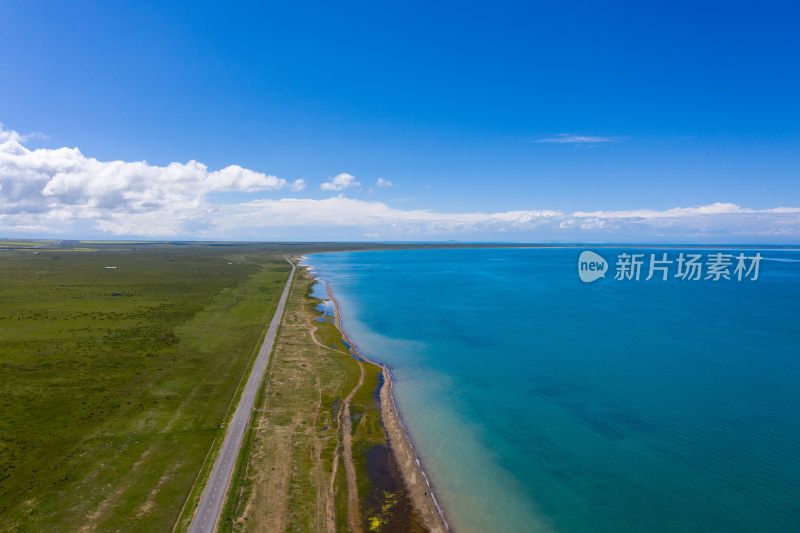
302 258 450 532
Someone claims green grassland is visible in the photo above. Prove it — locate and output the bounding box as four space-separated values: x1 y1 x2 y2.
0 240 57 249
0 244 296 531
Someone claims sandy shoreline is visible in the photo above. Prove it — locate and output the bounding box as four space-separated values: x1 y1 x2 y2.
315 266 450 533
378 366 450 533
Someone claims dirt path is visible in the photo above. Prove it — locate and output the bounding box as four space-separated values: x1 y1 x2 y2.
304 319 343 527
307 315 364 532
310 377 329 532
340 359 365 533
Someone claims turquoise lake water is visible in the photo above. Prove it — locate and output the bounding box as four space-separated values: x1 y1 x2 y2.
305 247 800 532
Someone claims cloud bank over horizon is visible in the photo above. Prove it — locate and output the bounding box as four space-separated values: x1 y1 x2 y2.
1 126 798 242
533 134 619 144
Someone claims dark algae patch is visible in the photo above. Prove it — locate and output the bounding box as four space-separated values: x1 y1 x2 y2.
364 444 427 532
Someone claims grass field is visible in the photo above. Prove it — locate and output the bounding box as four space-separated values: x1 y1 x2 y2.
0 240 57 249
0 244 294 531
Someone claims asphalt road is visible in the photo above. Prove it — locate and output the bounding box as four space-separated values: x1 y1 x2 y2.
189 256 296 533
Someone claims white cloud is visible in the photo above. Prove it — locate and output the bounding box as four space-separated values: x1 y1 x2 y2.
1 125 798 242
206 165 286 191
206 199 800 241
321 172 360 191
376 177 393 188
534 134 617 144
571 202 797 219
291 178 306 192
216 197 561 232
20 131 50 142
0 125 291 217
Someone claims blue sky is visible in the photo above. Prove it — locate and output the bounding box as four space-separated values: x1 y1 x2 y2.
1 1 799 241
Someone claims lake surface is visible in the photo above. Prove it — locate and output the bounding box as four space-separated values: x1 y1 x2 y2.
306 247 800 532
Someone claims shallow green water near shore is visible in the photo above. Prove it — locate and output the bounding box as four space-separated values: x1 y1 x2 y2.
307 247 800 532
